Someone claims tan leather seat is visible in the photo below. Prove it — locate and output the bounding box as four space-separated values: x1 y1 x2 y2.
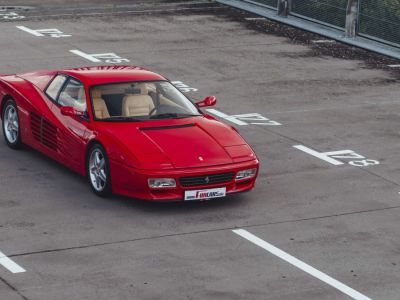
92 89 110 119
122 84 154 117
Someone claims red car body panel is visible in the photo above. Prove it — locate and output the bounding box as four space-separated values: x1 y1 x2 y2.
0 66 259 201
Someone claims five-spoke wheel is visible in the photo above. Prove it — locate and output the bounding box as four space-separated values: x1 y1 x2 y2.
2 99 22 149
87 144 111 196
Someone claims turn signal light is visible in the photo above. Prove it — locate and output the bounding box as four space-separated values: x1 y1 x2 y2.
235 168 257 181
148 178 176 189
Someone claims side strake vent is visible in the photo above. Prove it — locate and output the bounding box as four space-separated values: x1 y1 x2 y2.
41 119 58 150
30 112 58 151
139 123 195 131
30 112 41 142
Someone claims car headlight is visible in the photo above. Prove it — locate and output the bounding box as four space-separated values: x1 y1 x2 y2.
235 168 257 181
148 178 176 189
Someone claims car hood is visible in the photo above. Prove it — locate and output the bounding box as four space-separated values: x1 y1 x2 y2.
98 117 256 170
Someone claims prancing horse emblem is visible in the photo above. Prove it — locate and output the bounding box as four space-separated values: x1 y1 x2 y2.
204 176 210 183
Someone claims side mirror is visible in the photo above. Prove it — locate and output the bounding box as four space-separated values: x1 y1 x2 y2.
61 106 85 117
195 96 217 108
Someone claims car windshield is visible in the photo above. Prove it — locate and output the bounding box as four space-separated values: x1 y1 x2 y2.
90 81 201 121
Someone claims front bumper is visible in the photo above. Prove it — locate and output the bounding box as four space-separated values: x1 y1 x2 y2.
110 159 259 201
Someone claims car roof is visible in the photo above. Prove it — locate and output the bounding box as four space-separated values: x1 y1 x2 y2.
61 66 167 86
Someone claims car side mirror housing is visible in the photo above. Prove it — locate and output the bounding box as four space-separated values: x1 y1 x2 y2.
195 96 217 108
61 106 85 117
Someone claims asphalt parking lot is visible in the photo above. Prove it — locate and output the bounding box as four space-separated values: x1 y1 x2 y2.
1 1 400 299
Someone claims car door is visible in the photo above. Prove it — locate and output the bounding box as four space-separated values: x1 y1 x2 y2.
49 76 89 173
29 74 67 161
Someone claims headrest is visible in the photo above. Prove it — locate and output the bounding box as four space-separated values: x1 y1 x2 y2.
92 89 102 99
136 83 156 95
124 94 152 102
124 88 141 94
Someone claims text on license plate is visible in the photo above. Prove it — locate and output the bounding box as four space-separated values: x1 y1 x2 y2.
184 187 226 201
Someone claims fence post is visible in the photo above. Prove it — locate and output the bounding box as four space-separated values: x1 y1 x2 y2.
277 0 291 17
345 0 359 37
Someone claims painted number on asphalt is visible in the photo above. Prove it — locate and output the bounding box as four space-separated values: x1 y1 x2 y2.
171 81 198 93
206 109 281 126
70 49 130 64
293 145 380 167
17 26 71 38
0 11 25 20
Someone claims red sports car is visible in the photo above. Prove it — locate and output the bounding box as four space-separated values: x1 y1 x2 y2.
0 66 259 201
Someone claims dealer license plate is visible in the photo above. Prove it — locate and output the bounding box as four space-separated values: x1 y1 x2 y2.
184 187 226 201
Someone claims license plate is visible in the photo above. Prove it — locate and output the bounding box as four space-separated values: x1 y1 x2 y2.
184 187 226 201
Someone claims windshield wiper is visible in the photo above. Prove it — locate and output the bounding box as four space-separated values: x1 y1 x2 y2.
150 113 200 119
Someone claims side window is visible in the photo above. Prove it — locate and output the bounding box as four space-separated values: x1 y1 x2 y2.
58 78 87 111
46 75 67 101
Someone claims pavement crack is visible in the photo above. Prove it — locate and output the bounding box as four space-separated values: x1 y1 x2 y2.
0 276 29 300
357 167 400 187
8 204 400 259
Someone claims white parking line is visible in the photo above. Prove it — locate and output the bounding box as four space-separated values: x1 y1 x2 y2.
17 26 71 38
293 145 344 166
69 49 101 62
206 109 248 126
233 229 372 300
16 25 44 36
0 251 26 273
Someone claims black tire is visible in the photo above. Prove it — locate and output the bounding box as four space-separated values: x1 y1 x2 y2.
86 143 112 197
2 99 22 149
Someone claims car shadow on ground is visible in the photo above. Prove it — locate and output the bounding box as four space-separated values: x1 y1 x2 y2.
3 142 250 214
111 192 249 213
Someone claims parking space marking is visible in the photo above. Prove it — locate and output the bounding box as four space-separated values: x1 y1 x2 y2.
293 145 344 166
206 109 281 126
294 145 380 167
17 26 71 38
233 229 372 300
70 49 100 62
0 251 26 273
232 113 282 126
0 11 25 20
206 109 248 125
70 50 130 63
171 81 198 93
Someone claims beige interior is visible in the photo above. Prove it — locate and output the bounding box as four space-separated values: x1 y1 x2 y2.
122 84 155 117
92 89 110 119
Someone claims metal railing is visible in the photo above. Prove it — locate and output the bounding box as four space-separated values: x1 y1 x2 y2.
358 0 400 47
291 0 347 29
237 0 400 47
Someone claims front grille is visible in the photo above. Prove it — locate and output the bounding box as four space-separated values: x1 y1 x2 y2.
180 172 235 187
